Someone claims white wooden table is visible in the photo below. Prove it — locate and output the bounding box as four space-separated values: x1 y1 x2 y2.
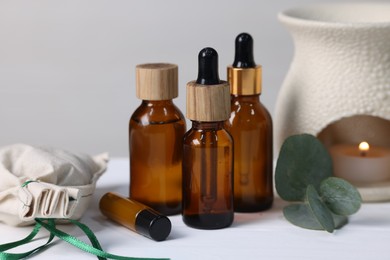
1 158 389 259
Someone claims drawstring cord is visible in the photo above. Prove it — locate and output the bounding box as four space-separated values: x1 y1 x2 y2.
0 181 169 260
0 218 169 260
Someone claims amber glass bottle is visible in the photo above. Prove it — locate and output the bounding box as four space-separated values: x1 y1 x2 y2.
129 63 186 215
100 192 171 241
226 33 273 212
182 48 234 229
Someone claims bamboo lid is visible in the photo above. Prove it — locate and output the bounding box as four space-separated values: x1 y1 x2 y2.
186 48 231 122
136 63 178 100
186 80 231 121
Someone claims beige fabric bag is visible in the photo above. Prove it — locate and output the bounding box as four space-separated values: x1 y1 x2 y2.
0 144 108 226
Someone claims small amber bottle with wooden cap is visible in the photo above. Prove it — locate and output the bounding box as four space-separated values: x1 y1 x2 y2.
226 33 273 212
182 48 234 229
129 63 186 215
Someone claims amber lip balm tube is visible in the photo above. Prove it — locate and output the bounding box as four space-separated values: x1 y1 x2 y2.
99 192 172 241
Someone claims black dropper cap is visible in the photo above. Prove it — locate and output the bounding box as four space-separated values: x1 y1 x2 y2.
196 47 220 85
232 33 256 68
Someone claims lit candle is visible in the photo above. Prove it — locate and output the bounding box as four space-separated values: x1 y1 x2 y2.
359 141 369 157
329 142 390 186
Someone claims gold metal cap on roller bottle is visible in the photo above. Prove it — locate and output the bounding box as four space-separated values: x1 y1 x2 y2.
227 65 262 95
136 63 178 100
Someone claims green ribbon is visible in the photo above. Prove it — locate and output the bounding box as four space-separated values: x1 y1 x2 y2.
21 180 37 188
0 218 169 260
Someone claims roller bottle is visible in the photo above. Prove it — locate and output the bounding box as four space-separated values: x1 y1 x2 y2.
226 33 273 212
129 63 186 215
100 192 171 241
182 48 234 229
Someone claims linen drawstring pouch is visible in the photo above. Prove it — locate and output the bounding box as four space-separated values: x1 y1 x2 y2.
0 144 169 260
0 144 108 226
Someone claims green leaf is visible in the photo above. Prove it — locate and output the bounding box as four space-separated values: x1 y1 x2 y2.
333 214 348 229
320 177 362 216
275 134 333 201
283 203 348 231
306 185 335 233
283 203 323 230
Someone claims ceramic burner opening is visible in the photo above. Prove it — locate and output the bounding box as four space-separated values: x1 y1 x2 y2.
318 115 390 150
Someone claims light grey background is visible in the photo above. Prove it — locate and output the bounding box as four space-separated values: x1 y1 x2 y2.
0 0 378 157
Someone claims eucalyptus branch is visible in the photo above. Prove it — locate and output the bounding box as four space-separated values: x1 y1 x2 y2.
275 134 362 232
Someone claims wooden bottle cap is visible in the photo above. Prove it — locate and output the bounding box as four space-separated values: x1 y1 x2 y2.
186 80 231 122
136 63 178 100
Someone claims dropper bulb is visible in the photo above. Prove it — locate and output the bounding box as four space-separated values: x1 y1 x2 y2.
196 47 220 85
232 33 256 68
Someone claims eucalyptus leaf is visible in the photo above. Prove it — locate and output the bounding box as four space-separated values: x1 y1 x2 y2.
283 203 323 230
320 177 362 216
306 185 334 233
333 214 348 229
275 134 333 201
283 203 348 231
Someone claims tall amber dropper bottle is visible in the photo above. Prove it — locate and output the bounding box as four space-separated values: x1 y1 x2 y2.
182 48 234 229
226 33 273 212
129 63 186 215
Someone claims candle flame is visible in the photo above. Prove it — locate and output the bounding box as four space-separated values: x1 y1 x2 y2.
359 141 369 156
359 142 370 151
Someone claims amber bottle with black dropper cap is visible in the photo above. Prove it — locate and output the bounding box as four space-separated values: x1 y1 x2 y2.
129 63 186 215
226 33 273 212
182 47 234 229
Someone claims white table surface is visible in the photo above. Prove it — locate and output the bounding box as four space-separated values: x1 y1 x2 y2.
1 158 390 260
